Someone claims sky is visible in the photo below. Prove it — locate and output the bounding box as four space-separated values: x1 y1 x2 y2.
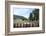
13 8 35 19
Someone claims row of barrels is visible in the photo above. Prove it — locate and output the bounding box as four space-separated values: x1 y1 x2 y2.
14 22 39 28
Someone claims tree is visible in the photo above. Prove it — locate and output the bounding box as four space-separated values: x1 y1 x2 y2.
29 13 32 21
29 9 39 21
32 9 39 20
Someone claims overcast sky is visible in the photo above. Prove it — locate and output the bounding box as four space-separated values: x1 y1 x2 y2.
13 8 35 19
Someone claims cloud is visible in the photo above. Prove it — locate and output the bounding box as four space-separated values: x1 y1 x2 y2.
13 8 35 19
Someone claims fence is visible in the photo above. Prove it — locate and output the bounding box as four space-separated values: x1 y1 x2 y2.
14 21 39 28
